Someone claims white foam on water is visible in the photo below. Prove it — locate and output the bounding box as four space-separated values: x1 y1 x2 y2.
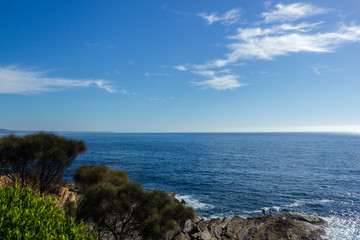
205 212 249 220
175 194 215 210
323 215 360 240
207 214 227 219
318 199 334 203
263 206 281 212
244 209 262 214
284 200 306 208
273 206 281 212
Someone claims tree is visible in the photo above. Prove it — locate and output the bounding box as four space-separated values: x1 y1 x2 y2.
0 132 86 193
74 164 128 189
0 183 97 240
74 165 196 240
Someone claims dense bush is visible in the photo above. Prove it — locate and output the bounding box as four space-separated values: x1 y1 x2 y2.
74 164 128 189
0 132 86 193
0 183 96 240
75 165 196 240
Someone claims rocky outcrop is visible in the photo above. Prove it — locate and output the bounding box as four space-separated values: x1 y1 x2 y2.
176 212 327 240
47 181 79 208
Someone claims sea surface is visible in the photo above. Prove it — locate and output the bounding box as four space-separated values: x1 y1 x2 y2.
3 132 360 239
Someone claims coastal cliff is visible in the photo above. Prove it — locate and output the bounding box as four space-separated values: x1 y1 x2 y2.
0 178 328 240
56 182 327 240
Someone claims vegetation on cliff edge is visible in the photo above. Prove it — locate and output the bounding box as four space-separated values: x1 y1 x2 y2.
0 132 86 193
0 183 96 240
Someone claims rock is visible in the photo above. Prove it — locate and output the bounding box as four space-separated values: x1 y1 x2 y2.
177 213 327 240
46 181 80 211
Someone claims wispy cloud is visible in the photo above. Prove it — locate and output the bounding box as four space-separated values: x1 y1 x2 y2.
195 24 360 68
174 65 188 71
190 69 244 90
144 72 170 77
262 3 326 23
311 64 338 75
192 74 245 90
192 70 216 77
192 68 231 77
149 97 175 103
312 66 321 75
119 89 136 95
198 8 241 25
175 2 360 91
260 71 280 78
0 65 118 94
230 22 323 40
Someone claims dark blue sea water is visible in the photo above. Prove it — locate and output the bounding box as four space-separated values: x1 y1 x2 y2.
3 132 360 239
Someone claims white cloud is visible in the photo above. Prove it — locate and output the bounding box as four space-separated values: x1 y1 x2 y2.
190 69 244 90
262 3 326 23
174 65 188 71
193 74 245 90
193 69 231 77
232 24 360 59
192 70 216 77
176 2 360 91
0 65 118 94
229 22 323 40
196 24 360 68
198 8 241 25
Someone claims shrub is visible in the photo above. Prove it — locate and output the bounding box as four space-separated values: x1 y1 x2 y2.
0 132 86 193
0 183 97 240
75 165 196 240
74 165 128 189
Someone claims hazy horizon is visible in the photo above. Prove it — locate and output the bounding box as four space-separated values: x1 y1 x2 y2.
2 125 360 134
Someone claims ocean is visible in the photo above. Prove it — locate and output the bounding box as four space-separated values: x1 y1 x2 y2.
3 132 360 239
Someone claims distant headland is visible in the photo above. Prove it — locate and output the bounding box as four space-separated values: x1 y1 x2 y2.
0 129 11 133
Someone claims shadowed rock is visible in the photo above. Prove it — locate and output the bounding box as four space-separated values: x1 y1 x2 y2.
176 212 327 240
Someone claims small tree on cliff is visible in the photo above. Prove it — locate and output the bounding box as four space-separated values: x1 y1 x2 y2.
0 132 86 193
74 165 196 240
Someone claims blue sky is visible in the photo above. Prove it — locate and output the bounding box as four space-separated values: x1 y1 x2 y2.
1 0 360 132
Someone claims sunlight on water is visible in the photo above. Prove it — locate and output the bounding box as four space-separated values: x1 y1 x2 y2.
325 216 360 240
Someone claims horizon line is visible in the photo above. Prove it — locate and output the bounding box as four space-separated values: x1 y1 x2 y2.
2 126 360 135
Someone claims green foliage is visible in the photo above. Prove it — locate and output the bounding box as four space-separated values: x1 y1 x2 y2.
75 165 196 240
0 183 97 240
74 165 128 189
0 132 86 193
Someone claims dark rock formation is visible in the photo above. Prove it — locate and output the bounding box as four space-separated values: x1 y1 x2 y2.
176 212 327 240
